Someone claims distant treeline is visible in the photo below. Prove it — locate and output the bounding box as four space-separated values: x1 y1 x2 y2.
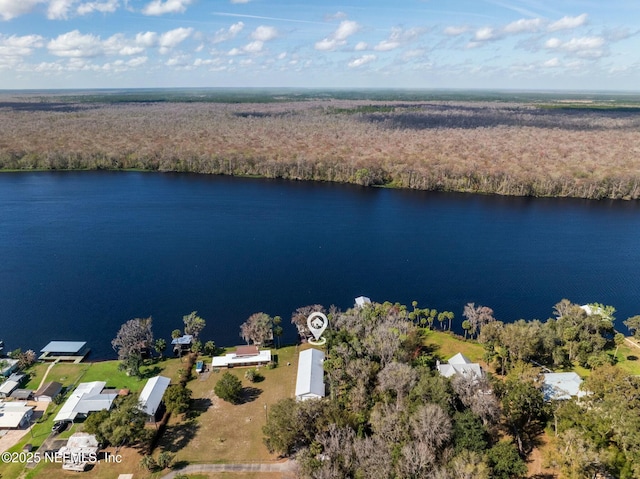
2 96 640 199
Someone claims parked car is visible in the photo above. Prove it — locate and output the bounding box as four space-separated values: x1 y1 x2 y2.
51 421 68 434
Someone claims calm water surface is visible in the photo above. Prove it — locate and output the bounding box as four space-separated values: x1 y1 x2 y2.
1 172 639 358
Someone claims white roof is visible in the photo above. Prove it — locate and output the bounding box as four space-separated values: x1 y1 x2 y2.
355 296 372 308
0 401 33 428
0 380 20 396
139 376 171 416
448 353 473 365
437 353 483 379
543 372 586 401
54 381 117 422
212 350 271 368
295 348 325 400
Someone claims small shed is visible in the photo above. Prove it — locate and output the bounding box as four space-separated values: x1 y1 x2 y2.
295 348 325 401
40 341 89 362
138 376 171 419
34 381 63 402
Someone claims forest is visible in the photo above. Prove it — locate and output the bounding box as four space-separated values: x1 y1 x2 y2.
261 300 640 479
2 90 640 200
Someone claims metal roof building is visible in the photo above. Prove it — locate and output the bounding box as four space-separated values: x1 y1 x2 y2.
437 352 483 380
0 401 33 429
54 381 117 422
295 348 325 401
138 375 171 417
542 372 586 401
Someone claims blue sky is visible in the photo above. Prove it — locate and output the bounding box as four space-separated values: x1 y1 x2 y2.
0 0 639 90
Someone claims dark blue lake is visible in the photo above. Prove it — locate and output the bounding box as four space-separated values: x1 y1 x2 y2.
1 171 639 359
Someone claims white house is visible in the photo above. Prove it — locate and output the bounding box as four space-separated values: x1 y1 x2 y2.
212 346 272 368
0 401 33 429
542 372 587 401
295 348 325 401
54 381 117 423
437 353 483 380
355 296 372 308
138 376 171 418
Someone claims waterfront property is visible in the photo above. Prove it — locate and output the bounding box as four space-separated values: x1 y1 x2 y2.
0 359 18 377
295 348 325 401
0 373 25 398
542 372 586 401
436 352 483 380
171 335 193 356
211 345 272 368
54 381 118 423
355 296 372 308
34 381 62 402
138 375 170 420
0 401 33 429
39 341 89 363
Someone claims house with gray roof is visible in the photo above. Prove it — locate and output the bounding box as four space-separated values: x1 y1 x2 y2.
54 381 117 423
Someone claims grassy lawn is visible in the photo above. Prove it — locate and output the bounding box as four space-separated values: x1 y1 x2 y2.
157 345 301 465
613 340 640 376
424 330 487 366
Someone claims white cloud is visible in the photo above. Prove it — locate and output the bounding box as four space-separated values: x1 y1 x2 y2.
474 27 497 41
544 35 605 58
277 52 286 60
230 0 250 3
443 26 468 36
374 26 424 51
348 54 375 68
0 0 44 20
251 25 278 42
315 20 360 51
126 55 147 67
0 34 43 58
243 40 263 53
77 0 118 15
47 30 103 57
213 22 244 44
158 26 193 53
142 0 192 16
103 33 144 55
548 13 588 32
354 41 368 51
47 0 75 19
135 31 158 47
504 18 543 34
542 57 560 67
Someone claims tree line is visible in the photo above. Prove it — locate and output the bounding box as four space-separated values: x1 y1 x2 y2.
2 98 640 200
261 299 640 479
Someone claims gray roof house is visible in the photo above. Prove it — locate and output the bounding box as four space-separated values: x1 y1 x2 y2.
54 381 117 422
34 381 63 402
